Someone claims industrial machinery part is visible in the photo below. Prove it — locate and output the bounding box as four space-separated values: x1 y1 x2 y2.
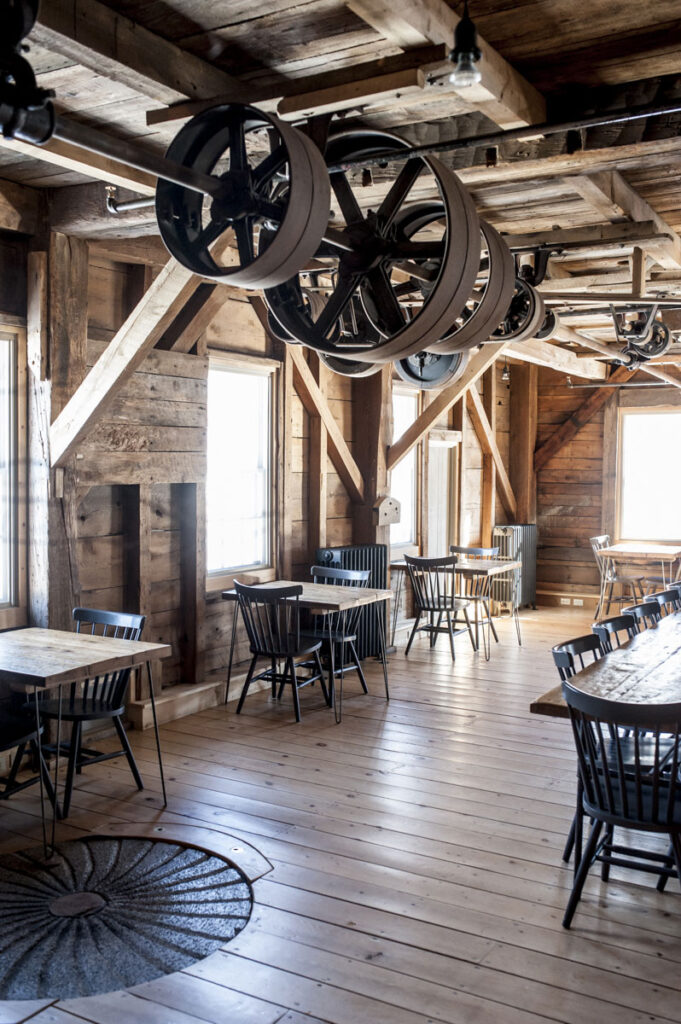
492 277 546 342
394 350 470 389
610 304 672 363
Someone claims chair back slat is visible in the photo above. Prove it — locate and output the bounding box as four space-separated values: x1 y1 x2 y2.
563 682 681 828
591 613 637 652
73 606 145 641
405 555 458 612
309 565 370 637
68 608 144 712
622 599 661 628
647 590 681 616
234 580 302 656
551 634 602 682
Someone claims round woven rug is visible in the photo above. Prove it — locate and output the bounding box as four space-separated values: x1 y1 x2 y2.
0 836 253 1000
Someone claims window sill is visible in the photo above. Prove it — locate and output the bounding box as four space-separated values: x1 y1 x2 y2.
0 607 27 632
206 566 276 597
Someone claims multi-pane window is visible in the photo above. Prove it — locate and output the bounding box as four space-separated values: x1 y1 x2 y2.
618 408 681 541
391 390 418 547
206 361 273 576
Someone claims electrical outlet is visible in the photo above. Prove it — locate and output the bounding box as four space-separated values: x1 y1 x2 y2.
573 598 584 607
560 597 571 606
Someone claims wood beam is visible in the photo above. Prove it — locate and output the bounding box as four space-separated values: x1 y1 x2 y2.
502 220 672 259
466 385 517 520
49 258 197 467
0 178 40 234
388 343 507 471
87 237 169 267
145 45 447 126
0 136 156 195
509 364 537 523
511 338 607 380
31 0 242 105
480 368 496 546
347 0 546 128
353 366 393 547
308 353 329 554
533 363 633 472
569 170 681 269
278 67 426 120
289 347 365 504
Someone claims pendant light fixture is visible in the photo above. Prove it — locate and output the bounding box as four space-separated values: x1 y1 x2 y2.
448 1 482 88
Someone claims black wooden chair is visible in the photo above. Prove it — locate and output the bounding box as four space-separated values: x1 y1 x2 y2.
590 535 645 618
562 682 681 928
622 599 662 629
404 555 473 661
647 589 681 616
449 545 499 659
0 695 56 808
591 613 637 652
304 565 371 698
38 607 146 817
234 581 329 723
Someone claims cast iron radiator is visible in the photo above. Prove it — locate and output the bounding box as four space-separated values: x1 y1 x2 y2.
491 524 537 610
314 544 388 659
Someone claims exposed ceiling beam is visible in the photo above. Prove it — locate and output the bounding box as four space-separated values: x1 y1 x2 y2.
0 178 40 234
0 136 156 195
466 385 517 518
502 220 673 259
87 236 170 267
346 0 546 128
387 342 507 471
278 67 426 120
568 170 681 269
511 338 607 381
553 323 681 391
145 45 447 126
50 257 198 467
30 0 243 105
289 347 365 504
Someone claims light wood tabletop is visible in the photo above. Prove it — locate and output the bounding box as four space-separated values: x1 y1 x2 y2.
599 542 681 561
531 612 681 719
0 628 172 690
391 559 521 576
223 580 392 612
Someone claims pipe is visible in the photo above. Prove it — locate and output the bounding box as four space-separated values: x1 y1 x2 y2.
327 100 681 172
542 293 681 307
554 323 681 389
106 194 156 214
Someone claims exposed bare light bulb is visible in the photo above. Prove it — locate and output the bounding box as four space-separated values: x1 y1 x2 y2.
448 1 482 88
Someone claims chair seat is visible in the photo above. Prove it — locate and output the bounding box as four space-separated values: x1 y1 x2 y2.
251 637 322 660
38 699 125 723
418 598 471 612
583 772 681 827
301 628 357 645
607 574 645 584
0 715 41 753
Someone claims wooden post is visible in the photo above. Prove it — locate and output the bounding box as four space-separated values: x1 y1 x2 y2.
509 363 538 523
352 366 392 547
451 399 465 545
481 368 496 545
28 233 88 630
277 346 294 579
308 353 328 556
175 482 204 685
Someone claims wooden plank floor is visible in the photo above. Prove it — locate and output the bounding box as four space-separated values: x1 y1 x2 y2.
3 606 681 1024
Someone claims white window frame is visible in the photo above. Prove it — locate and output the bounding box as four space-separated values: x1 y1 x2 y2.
390 385 421 558
205 352 278 593
0 325 26 630
616 405 681 543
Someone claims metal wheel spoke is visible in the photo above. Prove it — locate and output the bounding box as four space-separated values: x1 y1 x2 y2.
234 219 255 264
392 239 444 260
252 197 286 223
315 276 359 337
196 217 229 251
228 113 248 172
252 146 285 188
330 172 365 226
366 267 405 334
378 158 424 229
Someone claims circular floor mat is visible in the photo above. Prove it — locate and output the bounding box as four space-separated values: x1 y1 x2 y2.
0 836 253 1000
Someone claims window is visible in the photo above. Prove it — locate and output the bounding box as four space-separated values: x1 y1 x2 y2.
0 327 26 629
391 389 419 547
618 408 681 541
206 358 275 580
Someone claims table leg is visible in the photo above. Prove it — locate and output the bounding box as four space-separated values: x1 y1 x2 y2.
33 683 62 859
147 661 167 806
225 601 240 705
375 600 390 702
390 571 404 648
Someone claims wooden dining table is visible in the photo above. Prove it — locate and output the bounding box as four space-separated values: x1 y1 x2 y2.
599 542 681 583
222 579 392 721
0 627 172 854
531 611 681 720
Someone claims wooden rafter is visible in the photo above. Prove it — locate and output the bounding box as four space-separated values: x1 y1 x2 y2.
466 385 517 519
31 0 243 105
512 338 607 380
347 0 546 128
0 135 156 195
289 347 365 505
0 179 40 234
278 67 426 120
49 258 197 468
533 364 633 472
387 343 507 471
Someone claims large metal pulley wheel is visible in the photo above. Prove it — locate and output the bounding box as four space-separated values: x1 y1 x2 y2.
263 128 481 364
156 104 330 288
395 350 470 389
626 320 671 359
492 277 546 342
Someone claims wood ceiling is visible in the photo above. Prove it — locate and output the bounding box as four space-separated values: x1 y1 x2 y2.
5 0 681 372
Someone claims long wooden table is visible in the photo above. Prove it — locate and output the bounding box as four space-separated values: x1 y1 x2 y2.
0 628 172 853
531 611 681 719
222 580 392 721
